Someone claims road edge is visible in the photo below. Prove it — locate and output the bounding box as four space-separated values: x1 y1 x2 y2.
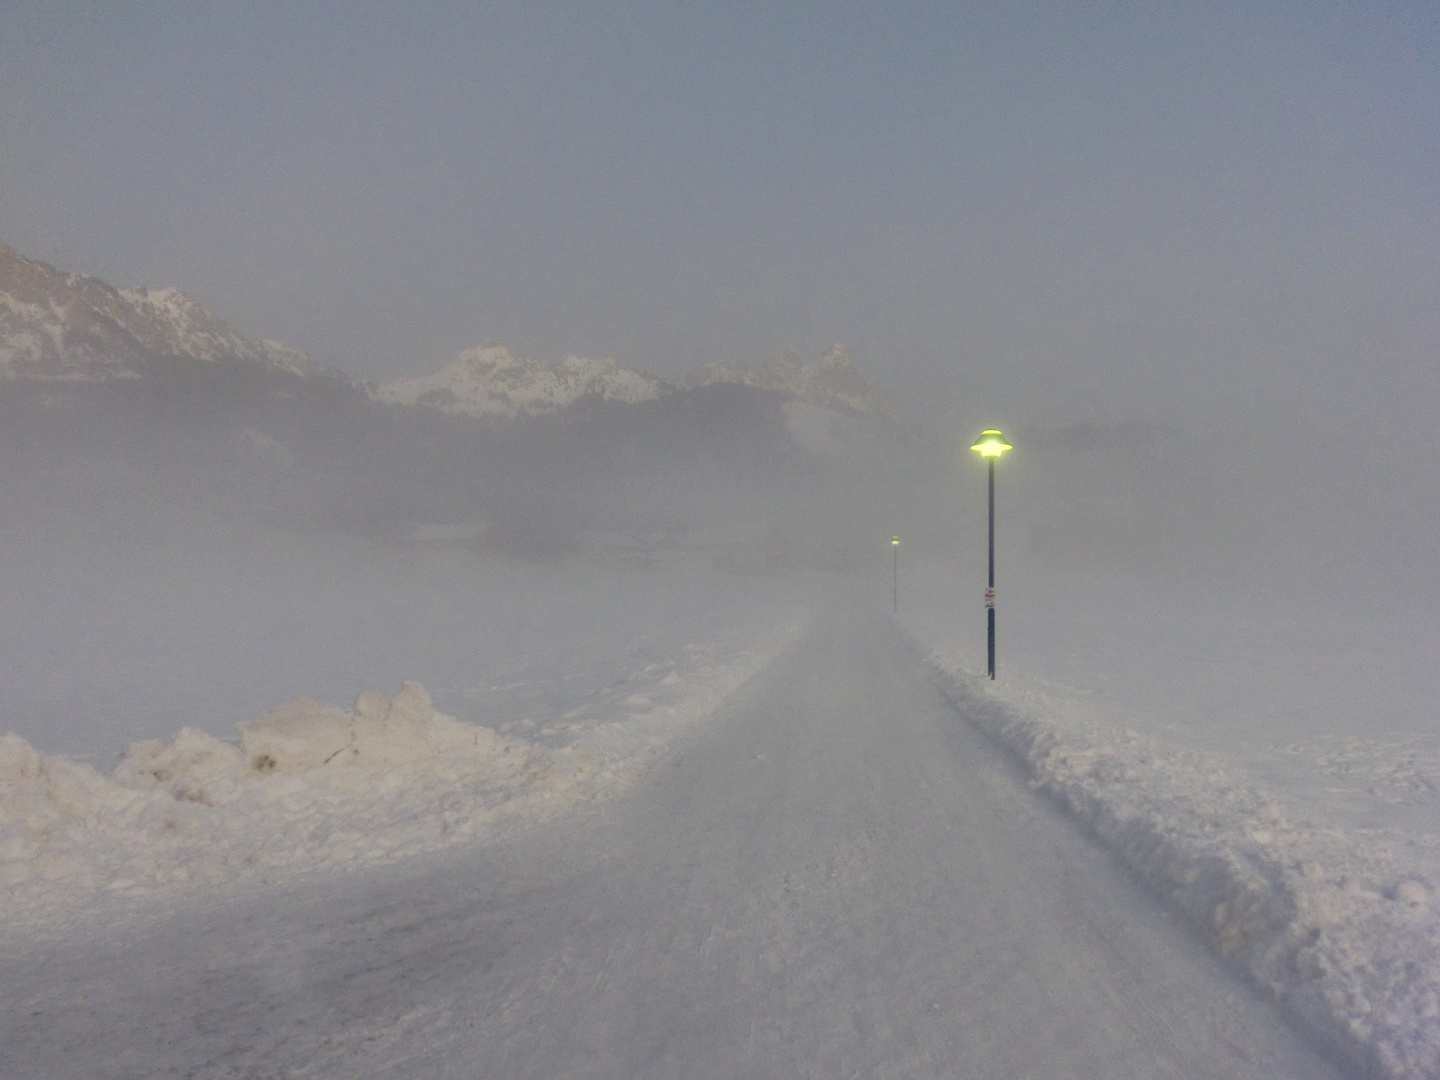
892 618 1437 1080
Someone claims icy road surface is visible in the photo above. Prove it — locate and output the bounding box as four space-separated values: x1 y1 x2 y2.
0 603 1345 1078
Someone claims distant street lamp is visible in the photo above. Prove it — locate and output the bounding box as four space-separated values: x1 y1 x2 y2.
970 429 1012 679
891 536 900 612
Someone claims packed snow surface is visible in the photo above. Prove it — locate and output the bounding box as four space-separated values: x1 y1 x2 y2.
0 602 1348 1079
892 559 1440 1080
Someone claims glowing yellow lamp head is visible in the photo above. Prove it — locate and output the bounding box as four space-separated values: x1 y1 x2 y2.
970 429 1012 458
891 536 900 546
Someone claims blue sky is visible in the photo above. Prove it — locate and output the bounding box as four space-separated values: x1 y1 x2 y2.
2 1 1437 449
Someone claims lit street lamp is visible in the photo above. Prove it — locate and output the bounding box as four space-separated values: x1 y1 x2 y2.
970 429 1012 679
891 536 900 612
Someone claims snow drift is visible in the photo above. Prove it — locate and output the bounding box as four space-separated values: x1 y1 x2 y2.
0 615 806 932
897 624 1440 1080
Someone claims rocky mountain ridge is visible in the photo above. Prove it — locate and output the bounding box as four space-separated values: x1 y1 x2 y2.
0 242 898 421
685 344 899 420
0 242 326 381
373 344 668 417
376 342 898 420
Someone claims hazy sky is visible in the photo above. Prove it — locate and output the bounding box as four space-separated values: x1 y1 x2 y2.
2 1 1436 443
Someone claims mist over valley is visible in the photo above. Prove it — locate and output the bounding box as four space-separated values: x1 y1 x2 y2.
3 3 1439 1066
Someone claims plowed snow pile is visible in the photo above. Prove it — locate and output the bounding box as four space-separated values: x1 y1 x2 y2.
894 565 1440 1080
0 617 805 931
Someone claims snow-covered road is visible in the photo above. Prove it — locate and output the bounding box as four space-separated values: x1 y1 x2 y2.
0 601 1345 1078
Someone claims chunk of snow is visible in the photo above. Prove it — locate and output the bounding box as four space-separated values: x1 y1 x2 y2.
1394 879 1430 914
114 727 244 788
238 698 354 772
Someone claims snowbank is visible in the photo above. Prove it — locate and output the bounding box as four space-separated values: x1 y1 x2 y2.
898 624 1440 1080
0 616 806 932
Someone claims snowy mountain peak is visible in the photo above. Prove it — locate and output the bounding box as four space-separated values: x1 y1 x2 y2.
0 242 327 381
378 340 901 422
373 344 669 417
685 343 899 419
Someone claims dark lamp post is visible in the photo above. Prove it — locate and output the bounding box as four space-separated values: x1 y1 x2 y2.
891 536 900 612
970 429 1012 679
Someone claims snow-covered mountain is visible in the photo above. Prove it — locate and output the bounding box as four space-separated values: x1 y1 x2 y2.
0 242 326 381
373 344 668 418
378 341 901 421
1 242 899 428
685 344 899 419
